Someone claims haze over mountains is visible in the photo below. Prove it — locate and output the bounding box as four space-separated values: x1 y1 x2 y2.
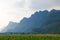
2 9 60 34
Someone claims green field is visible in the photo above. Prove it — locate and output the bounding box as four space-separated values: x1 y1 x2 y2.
0 34 60 40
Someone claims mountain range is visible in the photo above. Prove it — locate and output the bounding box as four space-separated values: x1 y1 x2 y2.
2 9 60 34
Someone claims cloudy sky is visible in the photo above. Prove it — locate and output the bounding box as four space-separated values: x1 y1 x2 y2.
0 0 60 31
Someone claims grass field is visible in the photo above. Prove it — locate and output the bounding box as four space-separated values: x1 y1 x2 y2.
0 34 60 40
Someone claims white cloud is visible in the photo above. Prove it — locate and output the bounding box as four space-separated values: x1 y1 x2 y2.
0 0 60 31
30 0 60 10
0 0 34 31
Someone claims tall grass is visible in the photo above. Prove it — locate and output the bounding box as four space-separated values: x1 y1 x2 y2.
0 34 60 40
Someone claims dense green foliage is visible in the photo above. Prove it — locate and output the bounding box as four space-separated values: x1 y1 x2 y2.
0 34 60 40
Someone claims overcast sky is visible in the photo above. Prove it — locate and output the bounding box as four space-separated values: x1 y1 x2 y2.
0 0 60 31
30 0 60 10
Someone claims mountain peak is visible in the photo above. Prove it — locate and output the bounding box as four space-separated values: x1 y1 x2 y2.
2 9 60 34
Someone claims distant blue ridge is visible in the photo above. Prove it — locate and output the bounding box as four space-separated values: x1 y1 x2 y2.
2 9 60 34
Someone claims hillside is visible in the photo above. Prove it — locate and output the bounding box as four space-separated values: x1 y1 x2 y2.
2 9 60 34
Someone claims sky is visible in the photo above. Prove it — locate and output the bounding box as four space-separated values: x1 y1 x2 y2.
0 0 60 31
